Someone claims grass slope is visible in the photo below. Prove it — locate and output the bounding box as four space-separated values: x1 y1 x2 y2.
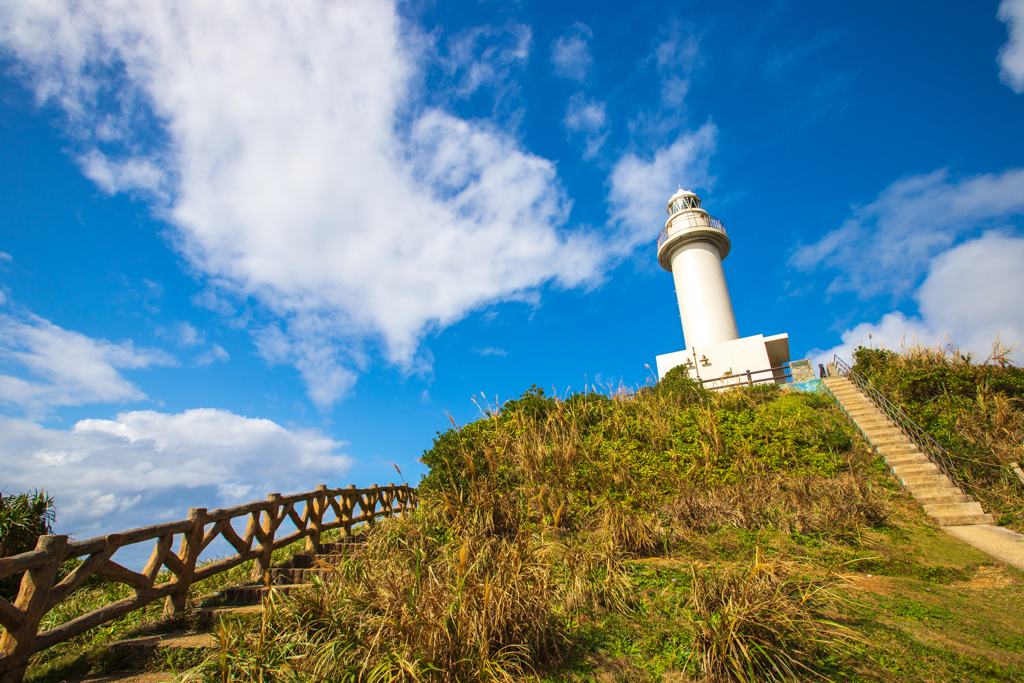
12 361 1024 682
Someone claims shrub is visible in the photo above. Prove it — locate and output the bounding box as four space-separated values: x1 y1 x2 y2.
1 489 55 601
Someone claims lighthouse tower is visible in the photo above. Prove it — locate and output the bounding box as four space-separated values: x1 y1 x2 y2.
654 190 791 386
658 190 739 347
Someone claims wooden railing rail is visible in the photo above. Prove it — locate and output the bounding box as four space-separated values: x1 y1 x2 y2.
0 483 416 683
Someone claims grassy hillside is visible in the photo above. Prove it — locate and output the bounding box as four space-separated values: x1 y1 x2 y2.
18 365 1024 683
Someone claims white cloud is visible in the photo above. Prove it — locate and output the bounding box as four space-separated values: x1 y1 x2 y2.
195 343 229 366
653 32 700 108
0 311 175 415
0 408 351 540
442 23 531 101
0 0 605 409
998 0 1024 93
158 321 205 347
607 123 718 250
564 93 608 159
551 23 593 82
473 346 507 357
810 232 1024 366
790 168 1024 300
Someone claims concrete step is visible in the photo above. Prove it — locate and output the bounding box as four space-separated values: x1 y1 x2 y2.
884 452 929 467
868 435 911 449
912 483 963 496
109 632 218 654
913 491 973 505
852 414 891 426
290 552 350 568
924 501 986 517
268 567 335 584
222 583 314 605
902 473 955 489
878 443 922 458
863 427 905 441
320 540 366 553
933 513 995 526
195 604 263 626
892 462 939 477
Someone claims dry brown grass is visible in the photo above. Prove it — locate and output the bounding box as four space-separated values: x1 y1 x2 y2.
685 550 857 683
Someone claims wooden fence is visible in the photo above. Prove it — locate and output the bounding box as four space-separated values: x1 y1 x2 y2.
0 483 417 683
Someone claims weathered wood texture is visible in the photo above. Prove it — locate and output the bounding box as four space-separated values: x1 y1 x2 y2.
0 483 416 683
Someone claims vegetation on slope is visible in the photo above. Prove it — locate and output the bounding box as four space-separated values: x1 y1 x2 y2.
851 343 1024 529
15 366 1024 682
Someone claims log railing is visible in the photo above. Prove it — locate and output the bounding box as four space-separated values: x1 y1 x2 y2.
0 483 416 683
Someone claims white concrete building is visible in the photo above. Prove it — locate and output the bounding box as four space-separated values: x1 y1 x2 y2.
655 190 790 387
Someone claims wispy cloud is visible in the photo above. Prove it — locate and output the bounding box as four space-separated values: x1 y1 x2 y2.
551 23 593 82
790 168 1024 300
472 346 507 357
195 343 229 366
998 0 1024 93
563 93 608 160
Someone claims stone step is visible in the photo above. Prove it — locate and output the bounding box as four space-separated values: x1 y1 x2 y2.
891 462 939 477
924 501 986 517
934 513 995 526
902 473 955 489
912 484 964 497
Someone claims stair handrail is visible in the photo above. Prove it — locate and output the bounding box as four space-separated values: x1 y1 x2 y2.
833 354 961 489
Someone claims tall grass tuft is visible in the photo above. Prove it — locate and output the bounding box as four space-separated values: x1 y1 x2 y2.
685 550 855 682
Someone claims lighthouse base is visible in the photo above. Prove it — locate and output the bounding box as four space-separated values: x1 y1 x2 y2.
655 333 791 389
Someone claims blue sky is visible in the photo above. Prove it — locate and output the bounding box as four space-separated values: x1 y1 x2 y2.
1 0 1023 541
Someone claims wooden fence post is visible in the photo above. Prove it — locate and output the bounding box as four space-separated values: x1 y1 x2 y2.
249 494 282 584
304 485 328 553
164 508 206 619
365 485 379 528
0 535 68 683
341 485 356 537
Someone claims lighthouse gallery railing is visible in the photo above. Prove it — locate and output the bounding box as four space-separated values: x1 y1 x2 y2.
657 214 726 250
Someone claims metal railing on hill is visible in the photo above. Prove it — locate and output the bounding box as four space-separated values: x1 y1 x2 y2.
695 364 791 390
832 354 961 488
0 483 417 683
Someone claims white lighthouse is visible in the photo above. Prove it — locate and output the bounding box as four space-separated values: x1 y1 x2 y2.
655 189 790 386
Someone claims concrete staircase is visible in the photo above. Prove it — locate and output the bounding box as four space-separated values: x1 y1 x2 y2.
822 376 994 527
